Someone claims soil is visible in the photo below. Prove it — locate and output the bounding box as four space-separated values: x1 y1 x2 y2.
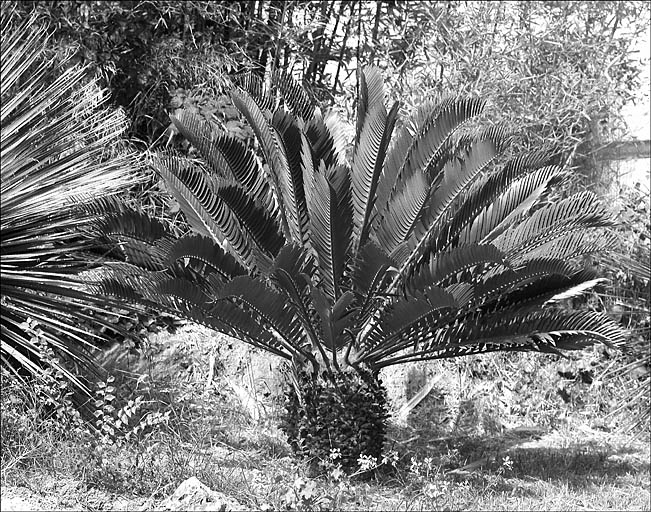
1 476 248 511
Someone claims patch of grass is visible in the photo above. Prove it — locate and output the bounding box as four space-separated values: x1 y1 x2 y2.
2 324 649 511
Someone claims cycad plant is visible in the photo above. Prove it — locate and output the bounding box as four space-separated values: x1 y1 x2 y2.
1 13 141 391
93 68 626 470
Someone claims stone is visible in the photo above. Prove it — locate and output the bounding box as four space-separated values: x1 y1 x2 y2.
155 477 248 511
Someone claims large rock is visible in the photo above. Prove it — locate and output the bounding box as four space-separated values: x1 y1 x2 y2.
155 477 248 511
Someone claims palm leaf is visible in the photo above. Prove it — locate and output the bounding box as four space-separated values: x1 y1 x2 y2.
231 88 292 238
351 95 399 250
96 210 174 271
272 70 315 120
170 110 273 209
405 243 508 295
233 71 275 112
399 129 505 277
438 152 560 249
219 275 314 362
493 191 614 258
376 310 626 367
308 164 353 301
305 110 348 171
271 109 310 243
1 15 143 389
166 234 247 280
375 97 486 223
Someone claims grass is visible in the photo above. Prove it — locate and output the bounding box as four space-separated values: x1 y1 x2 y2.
1 324 649 511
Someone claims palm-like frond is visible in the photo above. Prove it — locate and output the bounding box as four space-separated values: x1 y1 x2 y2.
1 15 143 389
94 67 625 379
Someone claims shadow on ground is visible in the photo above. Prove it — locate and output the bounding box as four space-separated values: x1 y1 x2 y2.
386 422 649 487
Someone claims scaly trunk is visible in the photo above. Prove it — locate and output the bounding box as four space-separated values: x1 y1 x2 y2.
279 363 389 473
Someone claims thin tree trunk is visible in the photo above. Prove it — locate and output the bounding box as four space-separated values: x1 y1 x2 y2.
318 0 343 83
272 0 288 73
332 0 355 95
306 0 329 82
368 0 382 64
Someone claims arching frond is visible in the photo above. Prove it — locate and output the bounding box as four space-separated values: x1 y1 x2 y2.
493 191 614 258
376 310 626 368
271 109 310 243
170 111 273 209
272 70 315 120
400 129 505 277
351 94 399 250
376 97 486 223
308 165 353 301
406 243 508 295
167 234 247 280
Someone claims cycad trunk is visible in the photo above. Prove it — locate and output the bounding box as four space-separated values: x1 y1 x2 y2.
280 364 389 472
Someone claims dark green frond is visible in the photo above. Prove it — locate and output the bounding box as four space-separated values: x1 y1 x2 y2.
167 234 247 280
271 109 310 243
493 191 614 259
361 286 457 357
441 155 560 249
220 275 313 361
474 258 575 307
273 70 315 120
308 165 353 301
233 71 274 112
376 97 486 222
213 180 285 263
156 277 210 308
519 229 618 262
305 110 347 171
402 133 504 276
485 267 604 313
152 153 224 242
231 88 291 238
171 110 272 208
355 67 385 148
97 210 174 271
352 242 398 298
373 169 429 254
406 243 508 295
351 99 399 250
377 310 626 367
